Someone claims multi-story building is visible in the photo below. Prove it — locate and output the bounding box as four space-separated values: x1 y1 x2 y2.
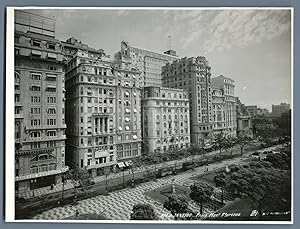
162 56 213 146
211 88 226 134
257 108 269 117
272 103 290 117
64 42 142 176
142 87 190 154
245 105 258 118
114 41 179 87
236 98 253 137
211 75 237 137
14 10 68 193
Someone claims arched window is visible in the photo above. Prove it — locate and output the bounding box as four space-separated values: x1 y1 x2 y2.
156 115 160 120
88 138 92 146
156 140 160 144
163 115 166 121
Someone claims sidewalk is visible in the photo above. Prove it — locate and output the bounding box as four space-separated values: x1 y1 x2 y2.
17 143 283 200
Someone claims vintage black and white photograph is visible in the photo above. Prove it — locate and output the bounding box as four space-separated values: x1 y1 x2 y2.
6 7 293 223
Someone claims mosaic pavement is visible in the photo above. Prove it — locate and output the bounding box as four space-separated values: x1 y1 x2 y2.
32 159 237 221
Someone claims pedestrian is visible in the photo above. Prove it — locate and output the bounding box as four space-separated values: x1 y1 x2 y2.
50 184 54 190
75 209 79 219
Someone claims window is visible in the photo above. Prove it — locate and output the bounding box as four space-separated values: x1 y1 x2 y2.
47 108 56 114
47 43 56 50
47 141 56 147
31 86 41 91
15 122 21 139
31 73 41 80
32 40 41 47
31 107 41 114
31 119 41 126
47 119 56 125
30 131 40 138
15 94 20 102
47 96 56 103
46 87 56 92
48 65 57 71
31 142 40 149
47 131 56 137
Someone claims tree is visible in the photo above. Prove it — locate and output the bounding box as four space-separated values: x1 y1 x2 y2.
226 161 287 219
214 172 229 204
264 152 290 170
187 144 202 165
212 132 228 157
163 194 189 220
65 166 92 199
130 204 157 220
224 136 238 158
190 182 214 215
236 134 252 155
103 167 111 195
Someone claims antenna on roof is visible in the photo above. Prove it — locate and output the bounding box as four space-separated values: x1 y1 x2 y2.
168 35 172 50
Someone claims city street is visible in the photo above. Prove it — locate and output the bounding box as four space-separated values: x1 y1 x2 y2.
31 144 283 220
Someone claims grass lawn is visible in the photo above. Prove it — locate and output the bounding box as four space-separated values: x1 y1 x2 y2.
144 184 191 204
189 170 219 186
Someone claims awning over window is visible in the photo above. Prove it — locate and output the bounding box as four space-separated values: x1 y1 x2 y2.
125 109 130 113
32 50 42 56
47 74 57 78
125 126 130 131
48 52 57 59
125 91 130 96
119 126 123 131
133 135 137 140
133 92 137 96
125 117 130 122
133 108 137 113
46 85 56 88
117 162 126 168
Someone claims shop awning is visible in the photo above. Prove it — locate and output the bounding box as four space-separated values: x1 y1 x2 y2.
117 162 126 168
124 162 130 167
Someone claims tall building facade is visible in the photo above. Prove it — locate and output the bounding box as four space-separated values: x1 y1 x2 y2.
142 87 190 153
162 56 213 146
245 105 258 118
114 41 179 87
236 98 253 137
272 103 290 117
211 75 237 137
64 43 142 176
211 88 226 134
14 10 68 193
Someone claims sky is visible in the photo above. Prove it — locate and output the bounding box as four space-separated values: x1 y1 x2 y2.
26 8 292 111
